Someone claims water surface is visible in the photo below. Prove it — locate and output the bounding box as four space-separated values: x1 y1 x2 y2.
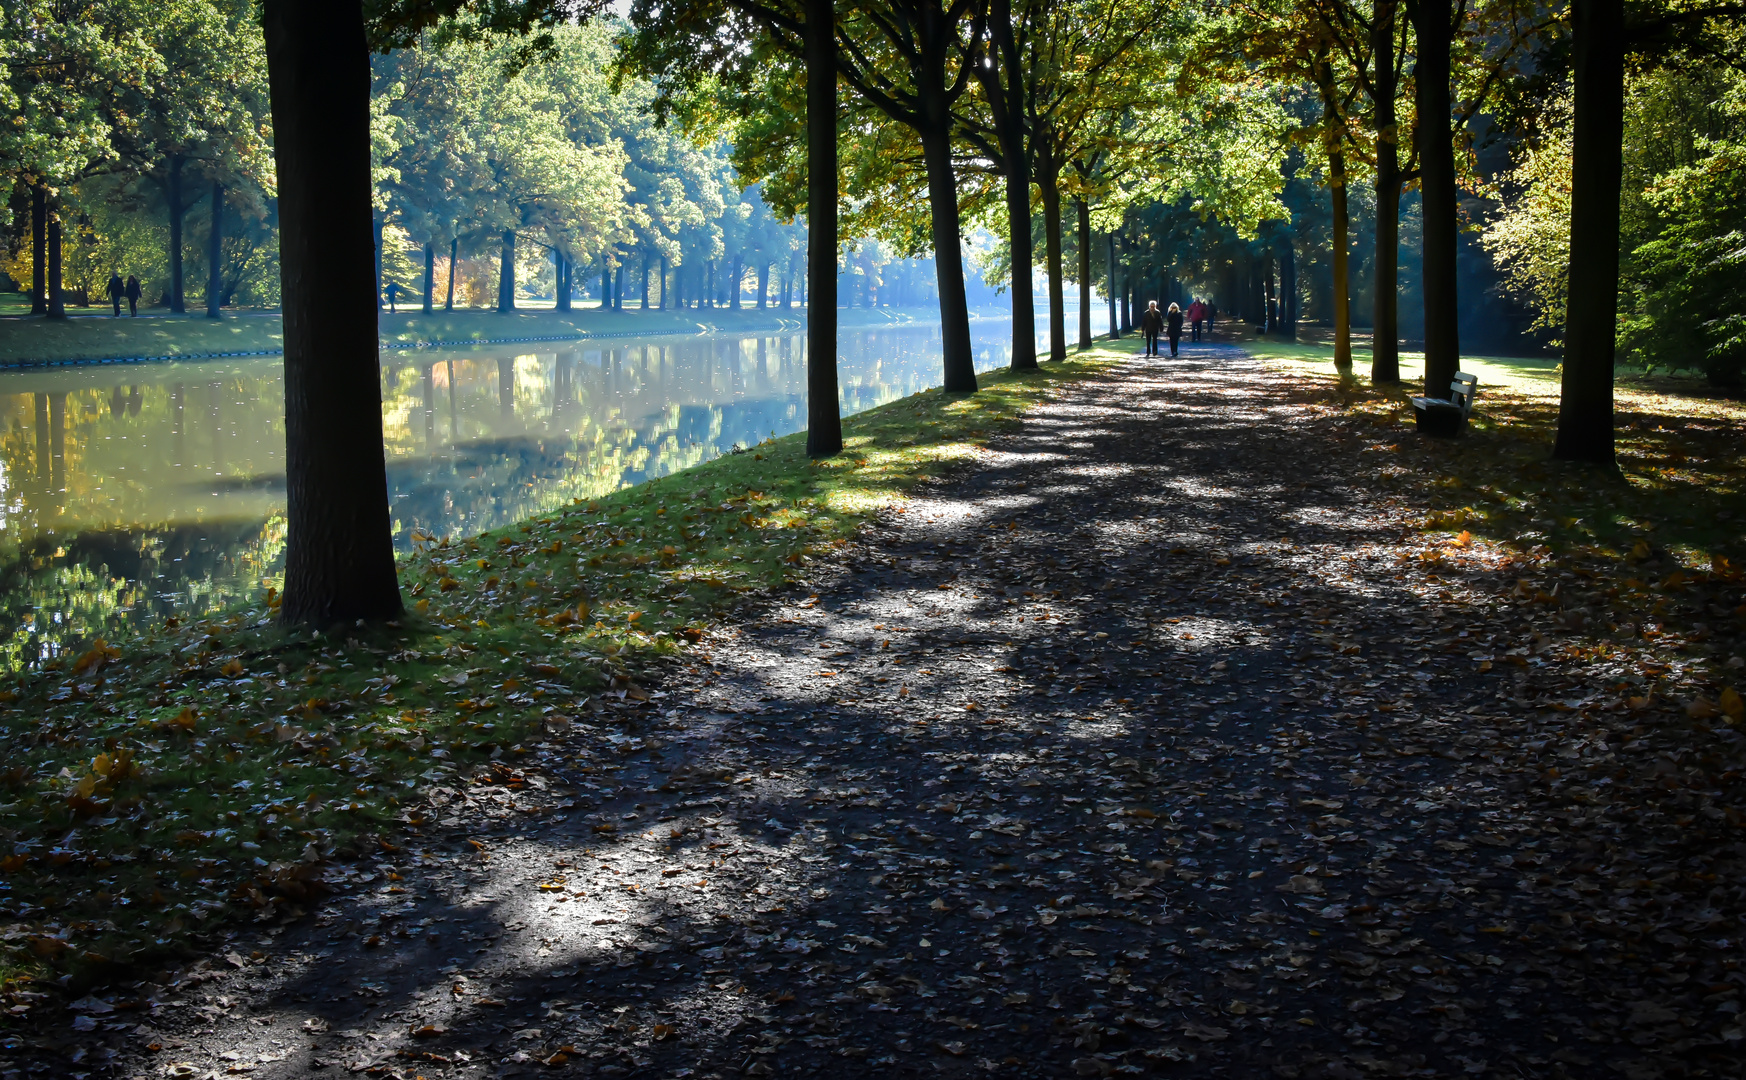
0 322 1015 665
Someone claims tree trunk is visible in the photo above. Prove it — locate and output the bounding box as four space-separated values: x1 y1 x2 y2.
1371 0 1403 383
372 214 384 312
1107 232 1118 338
46 215 64 319
1038 152 1066 362
919 123 977 392
205 180 225 318
1279 239 1297 340
729 253 742 310
422 240 434 314
262 0 402 625
445 237 457 311
497 230 516 312
615 262 625 311
659 255 668 310
1075 197 1092 350
1553 0 1623 465
168 156 186 314
1314 46 1354 372
1410 0 1460 396
30 185 46 315
641 252 650 309
805 0 843 456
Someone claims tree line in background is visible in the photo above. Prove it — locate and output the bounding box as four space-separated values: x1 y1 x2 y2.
3 0 1743 625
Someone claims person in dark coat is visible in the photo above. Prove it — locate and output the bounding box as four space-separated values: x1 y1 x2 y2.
124 275 141 316
1205 302 1217 336
1166 302 1185 356
106 272 125 316
1140 300 1164 357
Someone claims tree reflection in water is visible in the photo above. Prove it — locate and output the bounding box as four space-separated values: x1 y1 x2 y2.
0 322 1014 666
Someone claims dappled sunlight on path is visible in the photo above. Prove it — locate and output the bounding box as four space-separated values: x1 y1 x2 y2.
102 344 1745 1080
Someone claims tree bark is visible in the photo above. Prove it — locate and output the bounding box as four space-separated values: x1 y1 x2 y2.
1106 232 1118 338
262 0 402 625
642 252 651 309
1279 239 1297 340
615 262 625 311
1553 0 1623 465
1409 0 1460 396
1371 0 1403 383
1038 149 1066 362
168 156 186 314
659 254 668 309
422 240 434 314
205 180 225 318
372 214 384 312
919 123 977 391
30 185 46 315
805 0 843 457
445 237 457 311
729 253 742 310
46 215 64 319
1074 198 1092 350
496 230 516 312
1314 46 1354 372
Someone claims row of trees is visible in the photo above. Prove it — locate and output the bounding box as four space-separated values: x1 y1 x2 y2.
7 0 1743 627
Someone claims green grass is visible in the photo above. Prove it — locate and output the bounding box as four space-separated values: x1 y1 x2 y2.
0 348 1118 987
1239 337 1563 392
0 303 957 364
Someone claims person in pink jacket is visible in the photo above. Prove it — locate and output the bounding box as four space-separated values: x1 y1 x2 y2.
1186 299 1206 342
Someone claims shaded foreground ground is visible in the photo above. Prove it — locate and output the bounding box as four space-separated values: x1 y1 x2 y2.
41 346 1746 1079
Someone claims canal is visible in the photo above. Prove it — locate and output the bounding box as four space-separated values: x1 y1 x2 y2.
0 320 1021 666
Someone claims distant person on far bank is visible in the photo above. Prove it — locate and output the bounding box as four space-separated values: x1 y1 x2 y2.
1166 302 1185 357
1140 300 1164 357
106 272 125 317
125 275 141 316
1186 298 1205 342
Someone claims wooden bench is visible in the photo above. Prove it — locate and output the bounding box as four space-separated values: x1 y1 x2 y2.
1412 372 1478 436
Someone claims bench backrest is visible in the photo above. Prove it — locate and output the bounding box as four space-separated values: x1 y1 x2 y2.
1450 372 1478 416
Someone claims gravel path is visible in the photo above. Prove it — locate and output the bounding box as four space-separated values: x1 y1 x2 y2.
69 345 1745 1080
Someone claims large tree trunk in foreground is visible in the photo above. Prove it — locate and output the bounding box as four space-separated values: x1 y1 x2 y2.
422 241 434 314
919 123 977 392
1410 0 1460 396
46 216 64 319
207 180 225 319
445 238 457 311
1371 0 1403 383
263 0 402 626
805 0 842 458
497 230 516 312
1553 0 1623 465
1038 154 1066 362
1328 151 1353 371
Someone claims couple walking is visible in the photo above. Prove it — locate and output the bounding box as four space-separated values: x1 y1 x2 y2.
1141 301 1184 357
105 272 142 316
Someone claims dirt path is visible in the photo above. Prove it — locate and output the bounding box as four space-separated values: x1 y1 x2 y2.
73 345 1744 1080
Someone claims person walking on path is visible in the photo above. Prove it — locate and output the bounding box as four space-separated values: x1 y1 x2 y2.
106 272 125 317
1186 298 1205 342
1140 300 1164 357
1166 301 1185 357
124 275 141 316
1205 302 1217 337
386 281 401 314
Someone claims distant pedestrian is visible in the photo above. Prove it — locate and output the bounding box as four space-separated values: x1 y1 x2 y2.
1205 303 1217 336
1167 302 1185 357
106 272 125 317
1140 300 1164 357
124 275 141 316
1186 298 1205 342
386 281 401 313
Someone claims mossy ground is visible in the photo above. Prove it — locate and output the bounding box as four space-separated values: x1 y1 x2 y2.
0 350 1118 992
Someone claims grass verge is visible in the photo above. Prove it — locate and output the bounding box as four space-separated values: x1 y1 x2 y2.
0 350 1117 994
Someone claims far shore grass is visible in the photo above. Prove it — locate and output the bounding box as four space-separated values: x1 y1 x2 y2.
0 348 1119 991
0 301 969 365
